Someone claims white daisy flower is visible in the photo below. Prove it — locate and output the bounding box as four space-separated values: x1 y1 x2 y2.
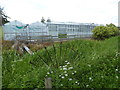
65 74 68 76
68 67 73 70
47 72 50 74
67 62 70 64
72 73 75 75
86 85 89 87
75 81 78 83
89 77 92 80
115 69 118 71
60 84 63 86
64 71 67 73
116 76 118 79
63 68 67 70
65 61 68 63
74 71 77 73
69 78 72 81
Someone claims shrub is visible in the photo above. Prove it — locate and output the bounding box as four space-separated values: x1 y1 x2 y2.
92 26 109 40
106 23 119 36
92 23 119 40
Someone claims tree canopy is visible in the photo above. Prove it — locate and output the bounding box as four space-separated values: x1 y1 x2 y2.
0 6 10 25
41 17 45 23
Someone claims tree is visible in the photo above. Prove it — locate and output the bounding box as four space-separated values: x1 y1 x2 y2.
0 6 10 25
41 17 45 23
46 18 51 22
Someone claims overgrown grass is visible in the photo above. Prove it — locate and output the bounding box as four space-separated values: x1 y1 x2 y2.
2 36 119 88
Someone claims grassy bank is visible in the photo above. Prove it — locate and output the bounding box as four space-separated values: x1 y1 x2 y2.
2 36 119 88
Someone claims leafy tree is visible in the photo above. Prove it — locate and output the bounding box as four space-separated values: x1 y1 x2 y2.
46 18 51 22
0 6 10 25
41 17 45 23
92 23 119 40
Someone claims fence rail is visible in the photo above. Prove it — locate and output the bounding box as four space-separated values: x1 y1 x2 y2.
4 31 92 43
14 34 92 43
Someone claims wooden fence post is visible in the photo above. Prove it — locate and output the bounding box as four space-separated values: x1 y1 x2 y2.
45 77 52 89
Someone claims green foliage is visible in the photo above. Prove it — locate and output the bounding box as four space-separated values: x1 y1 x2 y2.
46 18 51 22
2 36 119 88
41 17 45 23
92 23 119 40
0 6 10 25
58 34 67 38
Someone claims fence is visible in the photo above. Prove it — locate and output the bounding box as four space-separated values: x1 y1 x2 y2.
13 32 92 43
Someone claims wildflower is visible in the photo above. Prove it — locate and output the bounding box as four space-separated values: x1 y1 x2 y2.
63 68 67 70
75 81 78 83
63 65 67 68
67 62 70 64
68 67 73 70
116 76 118 79
51 71 53 73
86 85 89 87
115 69 118 72
59 66 62 68
47 72 50 74
89 77 92 80
64 71 67 73
72 73 75 75
65 74 68 76
74 71 77 73
60 84 63 86
69 78 72 81
59 75 61 77
61 76 65 79
65 61 68 63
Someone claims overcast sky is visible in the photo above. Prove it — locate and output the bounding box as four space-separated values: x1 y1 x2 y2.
0 0 119 25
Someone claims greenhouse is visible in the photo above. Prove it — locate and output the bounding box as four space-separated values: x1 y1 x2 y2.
3 20 26 40
3 20 99 41
46 22 99 38
3 20 49 41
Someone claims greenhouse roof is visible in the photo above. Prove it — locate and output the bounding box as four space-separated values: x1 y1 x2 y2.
4 20 25 26
46 22 100 26
29 21 46 26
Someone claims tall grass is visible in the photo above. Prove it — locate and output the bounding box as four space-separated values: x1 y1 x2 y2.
2 36 119 88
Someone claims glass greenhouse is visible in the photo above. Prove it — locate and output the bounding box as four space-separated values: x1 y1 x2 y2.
3 20 99 41
3 20 49 41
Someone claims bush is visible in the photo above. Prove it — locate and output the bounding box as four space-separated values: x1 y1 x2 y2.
92 23 119 40
92 26 109 40
58 34 67 38
106 23 119 36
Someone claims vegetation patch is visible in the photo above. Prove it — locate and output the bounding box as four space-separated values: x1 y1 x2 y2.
2 36 119 88
92 23 119 40
58 34 67 38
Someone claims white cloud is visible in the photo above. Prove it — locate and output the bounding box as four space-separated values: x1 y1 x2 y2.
1 0 119 25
